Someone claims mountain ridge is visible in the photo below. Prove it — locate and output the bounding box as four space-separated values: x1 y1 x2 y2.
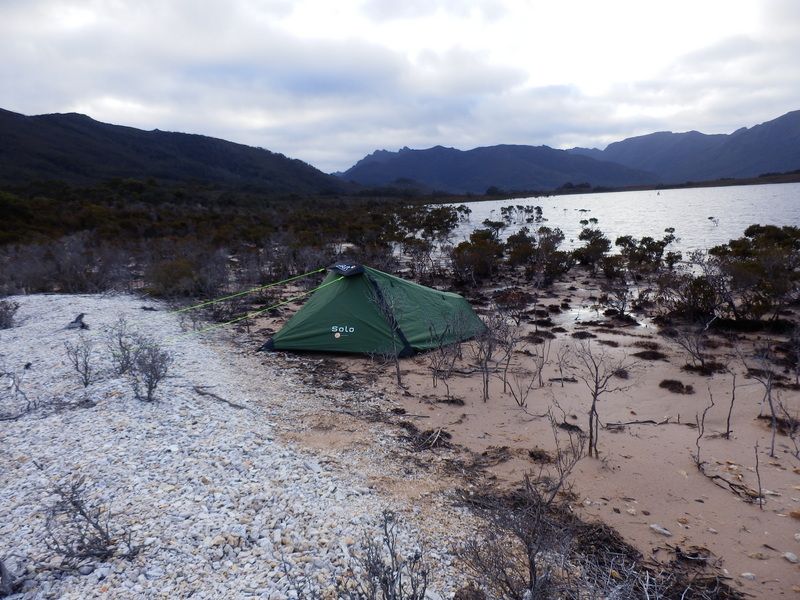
341 110 800 193
2 107 799 195
0 108 352 194
338 143 660 194
568 110 800 183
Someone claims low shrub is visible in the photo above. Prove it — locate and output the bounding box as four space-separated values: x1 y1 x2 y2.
659 379 695 394
0 299 19 329
632 349 668 361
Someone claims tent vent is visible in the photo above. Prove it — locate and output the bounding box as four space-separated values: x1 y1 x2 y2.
327 262 364 276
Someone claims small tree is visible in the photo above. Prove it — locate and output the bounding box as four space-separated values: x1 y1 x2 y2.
671 325 713 372
776 391 800 460
708 224 800 321
493 308 524 394
568 340 639 458
130 338 173 402
36 464 138 569
739 343 779 456
471 314 507 402
459 412 585 599
0 359 36 420
106 316 136 376
573 227 611 276
64 337 100 388
530 339 551 388
426 311 472 400
600 279 634 318
354 510 429 600
367 283 408 386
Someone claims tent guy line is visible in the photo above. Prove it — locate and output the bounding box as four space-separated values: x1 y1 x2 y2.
96 267 327 336
113 273 344 356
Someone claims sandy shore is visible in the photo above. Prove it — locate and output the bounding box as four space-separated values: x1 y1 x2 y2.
257 271 800 598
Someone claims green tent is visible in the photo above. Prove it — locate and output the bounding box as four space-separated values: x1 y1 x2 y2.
262 262 485 355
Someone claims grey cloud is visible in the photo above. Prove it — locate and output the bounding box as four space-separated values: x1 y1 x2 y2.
1 0 799 174
361 0 507 22
406 47 527 96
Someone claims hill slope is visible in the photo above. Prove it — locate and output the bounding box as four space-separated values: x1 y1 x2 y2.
338 144 660 194
0 108 351 193
569 110 800 183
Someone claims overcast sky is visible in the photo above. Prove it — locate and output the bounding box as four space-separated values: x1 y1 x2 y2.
2 0 798 173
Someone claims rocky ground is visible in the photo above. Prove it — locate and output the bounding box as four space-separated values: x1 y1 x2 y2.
0 294 474 600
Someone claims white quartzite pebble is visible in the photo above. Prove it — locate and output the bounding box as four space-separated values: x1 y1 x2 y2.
649 524 673 537
1 294 472 600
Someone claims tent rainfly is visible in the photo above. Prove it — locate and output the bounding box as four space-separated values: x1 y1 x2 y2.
261 261 485 356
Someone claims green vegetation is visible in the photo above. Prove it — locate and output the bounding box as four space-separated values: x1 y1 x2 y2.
1 178 798 342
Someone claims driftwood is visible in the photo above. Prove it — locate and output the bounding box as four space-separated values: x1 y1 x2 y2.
694 460 762 502
192 386 247 410
605 417 672 428
64 313 89 330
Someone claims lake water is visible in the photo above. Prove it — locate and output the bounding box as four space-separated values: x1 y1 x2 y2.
447 182 800 254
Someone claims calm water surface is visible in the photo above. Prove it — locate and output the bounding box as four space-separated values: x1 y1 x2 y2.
447 182 800 253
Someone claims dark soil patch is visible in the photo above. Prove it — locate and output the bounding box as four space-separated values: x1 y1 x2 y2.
757 413 799 435
531 318 555 328
682 361 726 375
659 379 695 394
632 349 668 360
571 330 597 339
598 339 620 347
398 421 453 451
438 396 466 406
475 445 514 467
632 340 662 351
527 447 554 463
526 330 557 344
710 317 795 335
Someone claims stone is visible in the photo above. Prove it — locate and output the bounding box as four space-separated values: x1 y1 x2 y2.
649 524 672 537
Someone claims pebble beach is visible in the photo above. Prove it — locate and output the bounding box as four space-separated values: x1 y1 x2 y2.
0 294 467 599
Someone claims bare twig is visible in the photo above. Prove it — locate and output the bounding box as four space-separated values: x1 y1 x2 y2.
754 443 763 511
193 386 247 409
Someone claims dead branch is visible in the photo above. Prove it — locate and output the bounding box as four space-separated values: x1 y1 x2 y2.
693 462 762 502
605 417 672 427
193 386 247 409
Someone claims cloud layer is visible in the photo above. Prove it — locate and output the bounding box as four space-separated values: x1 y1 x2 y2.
1 0 798 173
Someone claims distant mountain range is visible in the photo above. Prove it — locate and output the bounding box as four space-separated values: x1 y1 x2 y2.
568 110 800 184
339 110 800 193
336 144 660 193
0 108 351 194
1 107 798 194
